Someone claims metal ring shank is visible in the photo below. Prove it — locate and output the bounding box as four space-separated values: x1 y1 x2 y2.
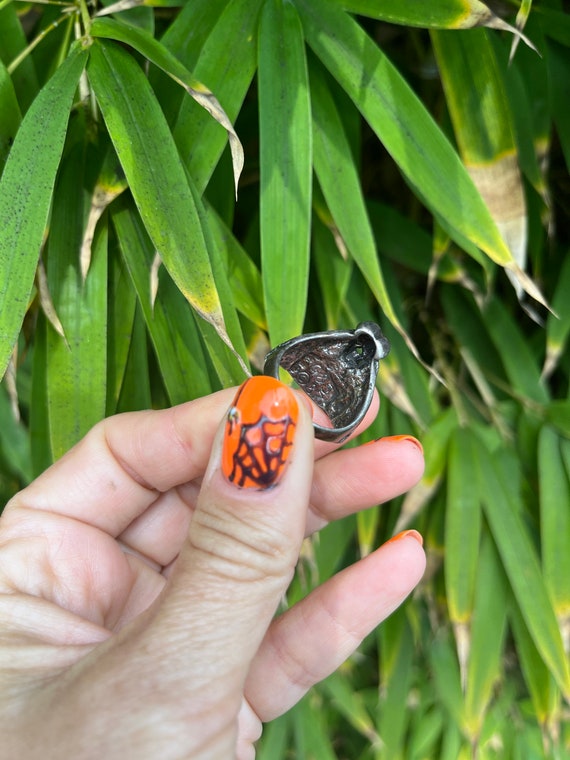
263 322 390 443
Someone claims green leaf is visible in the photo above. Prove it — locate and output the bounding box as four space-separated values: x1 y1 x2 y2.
106 241 137 415
257 713 290 759
539 426 570 618
0 3 39 111
321 672 377 743
429 633 464 726
378 607 415 751
510 604 560 725
148 0 228 122
90 17 243 196
464 533 508 739
446 426 482 624
547 38 570 175
331 0 533 33
544 401 570 439
543 250 570 378
295 0 546 306
292 694 338 760
172 0 263 195
258 0 312 344
481 297 549 404
204 204 266 330
46 143 108 459
312 214 352 329
187 179 250 386
29 315 52 477
432 29 528 298
0 56 21 168
0 45 88 381
311 61 421 361
116 305 152 413
0 381 31 484
87 40 243 368
476 436 570 698
111 198 214 404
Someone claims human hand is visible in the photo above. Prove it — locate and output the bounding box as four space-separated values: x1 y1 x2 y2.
0 377 425 759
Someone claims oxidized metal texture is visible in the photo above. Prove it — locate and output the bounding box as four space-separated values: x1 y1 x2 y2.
263 322 390 443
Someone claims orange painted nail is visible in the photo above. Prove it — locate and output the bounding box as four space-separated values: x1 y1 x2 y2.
222 376 298 489
380 434 423 455
384 529 423 547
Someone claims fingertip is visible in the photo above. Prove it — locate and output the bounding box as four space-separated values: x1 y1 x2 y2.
365 433 425 481
378 434 423 455
383 529 423 547
379 528 427 587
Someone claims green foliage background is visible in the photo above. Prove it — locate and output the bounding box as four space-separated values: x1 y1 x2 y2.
1 0 570 756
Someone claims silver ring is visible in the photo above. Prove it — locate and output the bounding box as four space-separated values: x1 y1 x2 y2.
263 322 390 443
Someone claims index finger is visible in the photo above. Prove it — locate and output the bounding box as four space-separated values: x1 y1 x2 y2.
4 387 379 537
4 388 235 536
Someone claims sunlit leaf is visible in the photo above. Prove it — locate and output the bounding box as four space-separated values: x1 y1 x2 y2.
0 45 88 381
258 0 312 344
87 40 243 368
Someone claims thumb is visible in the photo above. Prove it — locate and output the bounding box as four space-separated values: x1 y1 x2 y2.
148 378 314 719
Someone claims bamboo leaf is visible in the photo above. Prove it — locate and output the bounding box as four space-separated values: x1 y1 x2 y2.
510 604 560 725
509 0 533 62
0 56 21 168
441 286 506 384
29 315 52 477
257 714 290 760
543 251 570 378
429 633 464 726
0 45 88 381
149 0 229 124
172 0 263 195
46 143 108 460
204 204 266 330
0 3 39 111
312 214 352 329
116 305 152 413
481 297 549 404
431 29 529 303
87 40 241 367
111 198 214 403
106 242 137 415
292 695 338 759
446 427 482 625
539 427 570 623
90 17 243 197
311 63 386 309
95 0 188 14
331 0 538 39
258 0 312 344
378 607 415 751
546 38 570 175
295 0 547 308
396 407 457 532
476 436 570 698
544 401 570 439
0 381 31 484
464 533 508 739
310 62 428 367
502 43 548 202
188 179 250 384
321 672 378 743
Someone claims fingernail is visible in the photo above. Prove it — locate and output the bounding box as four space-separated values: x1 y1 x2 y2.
380 434 423 455
384 529 423 547
222 376 298 489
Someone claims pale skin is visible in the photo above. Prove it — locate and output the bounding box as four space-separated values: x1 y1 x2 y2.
0 386 425 759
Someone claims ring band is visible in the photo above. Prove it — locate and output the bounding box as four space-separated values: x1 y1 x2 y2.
263 322 390 443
